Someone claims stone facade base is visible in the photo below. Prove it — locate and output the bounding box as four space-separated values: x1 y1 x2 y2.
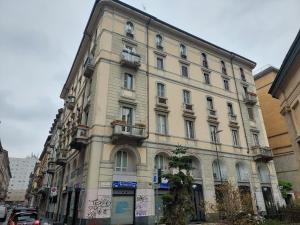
77 216 156 225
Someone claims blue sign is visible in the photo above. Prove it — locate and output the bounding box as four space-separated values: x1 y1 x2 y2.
112 181 137 188
159 183 169 189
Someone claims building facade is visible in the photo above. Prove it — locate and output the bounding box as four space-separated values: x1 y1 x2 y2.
0 141 11 202
42 0 285 224
269 30 300 200
6 155 38 203
255 66 298 202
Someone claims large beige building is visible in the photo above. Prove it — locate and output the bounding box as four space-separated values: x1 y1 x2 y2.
255 66 297 202
269 30 300 200
0 141 11 202
41 1 285 224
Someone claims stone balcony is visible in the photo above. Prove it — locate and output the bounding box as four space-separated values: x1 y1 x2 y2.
120 50 141 69
65 95 76 110
111 121 146 144
56 150 68 166
47 162 56 174
70 125 89 150
244 92 257 105
252 146 273 162
83 56 95 78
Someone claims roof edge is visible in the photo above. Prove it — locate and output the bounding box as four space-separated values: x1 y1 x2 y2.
254 66 279 80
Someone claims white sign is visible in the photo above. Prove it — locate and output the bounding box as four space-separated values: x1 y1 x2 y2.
135 189 155 217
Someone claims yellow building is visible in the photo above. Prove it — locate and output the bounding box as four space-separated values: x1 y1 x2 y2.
255 66 296 201
41 1 285 224
269 30 300 200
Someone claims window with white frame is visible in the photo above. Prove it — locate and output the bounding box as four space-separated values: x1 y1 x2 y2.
204 72 210 84
236 163 249 182
157 83 165 97
252 132 260 146
157 114 167 135
180 44 187 58
115 151 128 172
156 34 163 49
223 79 230 91
123 73 133 90
183 90 191 104
155 154 165 170
210 125 219 143
181 64 188 78
185 120 195 139
157 57 164 70
232 129 240 146
212 159 227 181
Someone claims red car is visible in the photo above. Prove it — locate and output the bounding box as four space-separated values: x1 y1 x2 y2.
8 212 40 225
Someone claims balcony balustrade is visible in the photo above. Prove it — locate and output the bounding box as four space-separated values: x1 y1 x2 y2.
70 125 89 150
111 121 146 144
252 146 273 162
120 50 141 69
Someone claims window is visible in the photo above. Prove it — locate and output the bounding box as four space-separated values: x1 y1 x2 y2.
221 60 227 74
124 73 133 90
180 44 187 58
157 114 167 135
252 133 260 146
240 68 246 81
157 83 165 97
243 86 248 95
232 129 240 146
181 65 188 77
157 57 164 70
115 151 128 172
204 72 210 84
202 53 208 68
227 103 234 115
223 79 230 91
185 120 195 139
155 155 165 170
210 125 219 143
156 34 163 49
248 107 254 121
125 21 134 37
121 107 133 125
207 97 214 110
183 90 191 104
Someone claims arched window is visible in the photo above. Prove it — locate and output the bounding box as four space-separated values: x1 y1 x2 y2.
221 60 227 74
236 162 249 182
125 21 134 38
154 154 168 171
202 53 208 68
212 159 227 181
180 44 187 58
115 151 128 172
156 34 163 49
257 163 270 183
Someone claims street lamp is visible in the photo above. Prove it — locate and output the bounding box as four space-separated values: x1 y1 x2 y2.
214 129 223 184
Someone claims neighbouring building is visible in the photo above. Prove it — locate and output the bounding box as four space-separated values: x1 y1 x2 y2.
40 0 285 224
6 155 38 204
255 66 297 203
0 140 11 202
269 29 300 200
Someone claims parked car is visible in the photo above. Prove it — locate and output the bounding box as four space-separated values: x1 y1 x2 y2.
10 207 37 218
8 212 40 225
0 205 7 222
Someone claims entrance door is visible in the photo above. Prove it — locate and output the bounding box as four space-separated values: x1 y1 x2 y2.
191 184 205 222
261 186 275 215
71 189 80 225
111 195 134 225
238 186 253 212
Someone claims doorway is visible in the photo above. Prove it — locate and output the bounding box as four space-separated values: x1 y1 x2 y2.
261 186 275 215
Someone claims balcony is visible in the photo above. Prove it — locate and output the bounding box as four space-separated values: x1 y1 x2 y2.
156 96 168 108
120 50 141 69
70 125 89 150
56 150 68 166
252 146 273 162
183 103 194 114
65 96 75 110
228 113 238 125
111 121 146 144
244 92 257 105
47 162 56 174
83 56 95 78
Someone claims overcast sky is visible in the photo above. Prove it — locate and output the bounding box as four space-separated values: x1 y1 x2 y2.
0 0 299 158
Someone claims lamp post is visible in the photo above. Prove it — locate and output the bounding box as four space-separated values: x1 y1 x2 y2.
214 129 223 184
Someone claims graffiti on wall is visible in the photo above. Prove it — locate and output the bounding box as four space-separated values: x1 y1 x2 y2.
135 189 154 217
85 189 112 219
